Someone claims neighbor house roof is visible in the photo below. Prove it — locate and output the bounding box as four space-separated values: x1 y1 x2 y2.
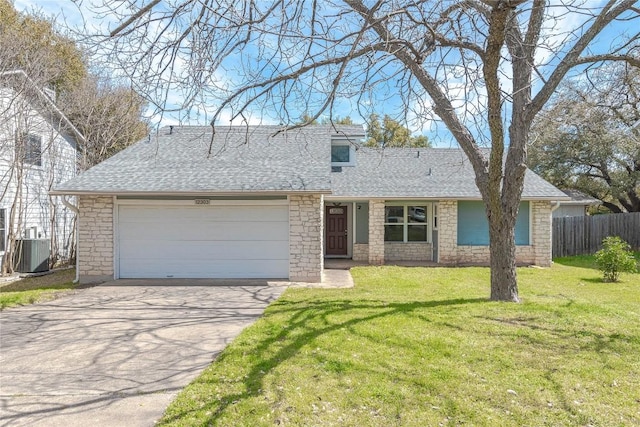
329 147 568 200
52 124 568 200
52 125 364 195
559 189 601 205
0 69 86 146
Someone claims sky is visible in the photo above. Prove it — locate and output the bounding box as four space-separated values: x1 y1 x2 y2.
10 0 639 148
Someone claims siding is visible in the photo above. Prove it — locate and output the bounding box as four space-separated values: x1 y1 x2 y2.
552 205 587 218
0 86 77 267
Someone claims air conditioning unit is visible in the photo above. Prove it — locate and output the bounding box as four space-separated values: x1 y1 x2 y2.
14 239 50 273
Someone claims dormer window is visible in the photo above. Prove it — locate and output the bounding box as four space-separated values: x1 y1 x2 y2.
331 144 350 163
331 137 356 167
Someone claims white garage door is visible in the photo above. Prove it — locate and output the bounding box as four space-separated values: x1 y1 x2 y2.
117 201 289 279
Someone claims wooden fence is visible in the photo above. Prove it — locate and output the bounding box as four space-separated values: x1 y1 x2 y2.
552 212 640 257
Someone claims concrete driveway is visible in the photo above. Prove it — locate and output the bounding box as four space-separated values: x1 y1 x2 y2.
0 280 286 426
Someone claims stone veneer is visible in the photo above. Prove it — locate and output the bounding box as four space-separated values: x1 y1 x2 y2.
438 200 552 267
78 196 114 283
368 199 385 264
352 243 369 262
384 242 433 261
289 194 323 282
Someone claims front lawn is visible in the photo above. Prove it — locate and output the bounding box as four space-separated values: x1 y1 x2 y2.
0 269 78 309
160 260 640 426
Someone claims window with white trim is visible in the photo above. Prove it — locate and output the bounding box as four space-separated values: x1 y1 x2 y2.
15 132 42 166
331 138 355 166
384 204 428 242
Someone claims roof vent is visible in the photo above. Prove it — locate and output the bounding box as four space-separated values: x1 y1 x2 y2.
331 166 343 172
169 125 174 135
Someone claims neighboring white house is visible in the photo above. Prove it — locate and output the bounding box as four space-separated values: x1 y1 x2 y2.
0 70 84 272
553 189 601 218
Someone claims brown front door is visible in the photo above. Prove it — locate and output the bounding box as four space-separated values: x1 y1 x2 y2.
325 206 348 256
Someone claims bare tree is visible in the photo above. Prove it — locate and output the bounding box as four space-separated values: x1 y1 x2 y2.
1 3 149 274
58 74 149 169
85 0 639 301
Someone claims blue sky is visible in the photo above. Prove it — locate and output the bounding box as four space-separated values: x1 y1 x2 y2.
11 1 639 148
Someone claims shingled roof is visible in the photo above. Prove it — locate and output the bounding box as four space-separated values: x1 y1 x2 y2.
53 125 363 195
53 124 567 200
330 147 568 199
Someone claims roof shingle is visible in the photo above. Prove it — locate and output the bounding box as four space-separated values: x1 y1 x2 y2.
53 125 567 200
55 125 362 194
330 147 567 199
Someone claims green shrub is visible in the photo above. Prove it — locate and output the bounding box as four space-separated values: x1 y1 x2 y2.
595 236 638 282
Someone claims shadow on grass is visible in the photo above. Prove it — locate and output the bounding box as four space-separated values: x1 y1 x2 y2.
553 255 599 270
478 314 637 353
580 277 606 284
159 296 486 425
0 282 77 293
554 251 640 272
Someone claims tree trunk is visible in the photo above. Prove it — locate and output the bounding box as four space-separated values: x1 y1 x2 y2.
488 211 519 302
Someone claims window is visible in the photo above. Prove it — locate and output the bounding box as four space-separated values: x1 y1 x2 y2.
331 137 355 166
15 133 42 166
384 204 428 242
433 204 438 229
331 145 350 163
457 201 530 245
355 202 369 244
0 209 5 252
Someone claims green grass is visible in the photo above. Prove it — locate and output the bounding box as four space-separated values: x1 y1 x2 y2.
160 260 640 427
0 269 78 309
554 251 640 271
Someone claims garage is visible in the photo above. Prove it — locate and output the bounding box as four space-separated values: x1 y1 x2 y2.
117 200 289 279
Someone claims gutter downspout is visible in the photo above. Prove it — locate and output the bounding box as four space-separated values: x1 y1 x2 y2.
551 201 561 213
61 195 80 283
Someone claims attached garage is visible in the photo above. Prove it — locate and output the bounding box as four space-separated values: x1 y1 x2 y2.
116 200 289 279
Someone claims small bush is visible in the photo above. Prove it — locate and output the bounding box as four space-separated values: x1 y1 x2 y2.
595 236 638 282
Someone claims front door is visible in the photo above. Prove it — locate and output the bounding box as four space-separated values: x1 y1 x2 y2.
325 206 348 256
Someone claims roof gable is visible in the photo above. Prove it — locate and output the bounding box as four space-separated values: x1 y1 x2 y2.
0 70 86 146
54 125 364 194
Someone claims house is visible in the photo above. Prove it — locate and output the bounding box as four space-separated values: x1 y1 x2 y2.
51 125 568 284
0 70 83 271
552 189 600 218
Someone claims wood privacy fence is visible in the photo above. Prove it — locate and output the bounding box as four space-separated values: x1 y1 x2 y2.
552 212 640 257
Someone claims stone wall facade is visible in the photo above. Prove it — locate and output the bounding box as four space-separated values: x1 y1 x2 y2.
289 194 323 282
368 199 385 264
353 243 369 262
384 242 433 261
437 200 553 267
531 201 552 266
437 200 458 264
78 196 114 283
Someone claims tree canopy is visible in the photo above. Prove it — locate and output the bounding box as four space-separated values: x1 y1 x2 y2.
84 0 639 301
0 0 86 92
365 114 430 148
529 64 640 213
0 2 148 168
